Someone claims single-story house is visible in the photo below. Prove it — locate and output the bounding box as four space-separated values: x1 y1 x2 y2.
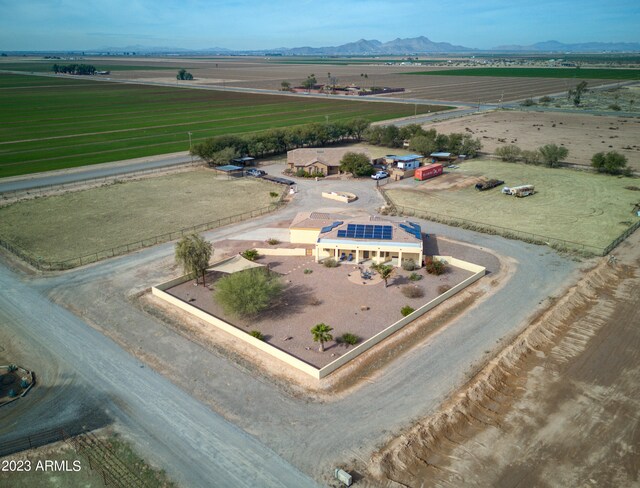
289 211 345 244
287 148 371 176
314 218 424 267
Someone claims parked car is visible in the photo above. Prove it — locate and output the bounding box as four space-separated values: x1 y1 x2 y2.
246 168 266 177
371 171 389 180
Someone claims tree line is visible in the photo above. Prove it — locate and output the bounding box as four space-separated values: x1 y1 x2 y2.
495 144 631 175
365 123 482 157
191 118 371 165
52 64 96 75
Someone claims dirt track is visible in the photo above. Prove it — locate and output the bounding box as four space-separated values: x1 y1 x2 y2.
368 229 640 487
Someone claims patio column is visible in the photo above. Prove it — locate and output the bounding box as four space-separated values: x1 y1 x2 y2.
355 249 360 263
335 248 339 260
398 251 403 267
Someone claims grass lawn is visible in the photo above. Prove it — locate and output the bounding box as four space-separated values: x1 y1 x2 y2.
385 160 640 252
0 73 449 178
403 67 640 80
0 170 280 264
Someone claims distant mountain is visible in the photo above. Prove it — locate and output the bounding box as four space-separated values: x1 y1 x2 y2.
276 36 474 55
492 40 640 52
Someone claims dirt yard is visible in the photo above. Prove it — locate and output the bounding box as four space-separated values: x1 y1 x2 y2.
368 228 640 488
0 170 281 263
430 110 640 171
164 247 481 369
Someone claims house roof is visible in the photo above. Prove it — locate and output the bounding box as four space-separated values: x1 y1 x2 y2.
386 154 424 162
216 164 243 171
317 218 423 245
290 211 348 230
207 255 265 274
287 147 371 168
430 152 452 158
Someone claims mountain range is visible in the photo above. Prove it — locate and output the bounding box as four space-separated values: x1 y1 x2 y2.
92 36 640 55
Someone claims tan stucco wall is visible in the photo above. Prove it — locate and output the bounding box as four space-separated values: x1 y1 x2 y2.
290 228 321 244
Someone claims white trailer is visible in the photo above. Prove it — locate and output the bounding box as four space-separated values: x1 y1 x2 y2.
502 185 535 197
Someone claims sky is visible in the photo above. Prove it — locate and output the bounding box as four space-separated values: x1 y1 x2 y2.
1 0 639 51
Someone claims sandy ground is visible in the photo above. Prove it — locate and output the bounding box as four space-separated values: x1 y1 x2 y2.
430 110 640 171
368 228 640 487
164 247 478 369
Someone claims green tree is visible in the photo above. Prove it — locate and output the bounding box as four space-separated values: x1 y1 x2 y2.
495 145 521 162
459 134 482 157
568 81 588 106
280 81 291 91
349 118 371 141
175 234 213 286
371 263 394 288
591 151 630 175
340 152 374 177
311 323 333 352
538 144 569 168
215 268 283 318
301 74 317 91
209 146 239 167
520 149 541 165
177 68 194 80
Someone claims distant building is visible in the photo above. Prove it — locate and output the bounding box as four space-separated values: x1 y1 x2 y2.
287 148 371 176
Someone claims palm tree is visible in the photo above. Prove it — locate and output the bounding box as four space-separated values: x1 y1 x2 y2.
175 233 213 286
311 323 333 352
372 263 394 288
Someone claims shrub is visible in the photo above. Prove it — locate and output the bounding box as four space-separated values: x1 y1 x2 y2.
266 238 280 245
7 364 17 372
249 330 265 340
608 103 622 111
323 258 339 268
409 272 422 281
303 268 313 274
241 249 259 261
521 98 536 106
20 378 30 388
538 144 569 168
214 268 283 318
401 258 417 271
520 149 542 165
401 285 424 298
341 333 360 346
539 96 552 103
269 191 279 198
425 257 446 275
401 305 415 317
308 296 322 306
8 389 17 398
591 151 630 175
437 284 452 294
495 145 521 162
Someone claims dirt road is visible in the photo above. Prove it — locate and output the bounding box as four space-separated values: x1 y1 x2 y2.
371 230 640 487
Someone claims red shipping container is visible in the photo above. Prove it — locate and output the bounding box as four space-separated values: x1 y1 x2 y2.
414 163 443 181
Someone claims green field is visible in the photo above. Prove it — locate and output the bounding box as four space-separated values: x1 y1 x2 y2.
0 73 446 178
404 67 640 80
0 171 279 264
386 160 640 253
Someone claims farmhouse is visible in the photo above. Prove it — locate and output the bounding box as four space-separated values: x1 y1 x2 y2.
289 212 424 266
287 148 371 176
384 154 424 170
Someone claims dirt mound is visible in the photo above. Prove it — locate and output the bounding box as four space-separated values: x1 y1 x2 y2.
369 257 629 486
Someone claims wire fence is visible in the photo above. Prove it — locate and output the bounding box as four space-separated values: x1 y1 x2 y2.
0 201 285 271
380 189 638 257
0 160 202 203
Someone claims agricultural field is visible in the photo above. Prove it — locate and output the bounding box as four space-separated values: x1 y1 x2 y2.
385 160 640 252
0 170 279 264
71 56 619 104
429 111 640 171
404 67 640 80
0 73 443 178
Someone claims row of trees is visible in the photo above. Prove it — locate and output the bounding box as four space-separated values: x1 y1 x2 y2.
52 64 96 75
495 144 631 175
191 118 371 165
364 124 482 157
